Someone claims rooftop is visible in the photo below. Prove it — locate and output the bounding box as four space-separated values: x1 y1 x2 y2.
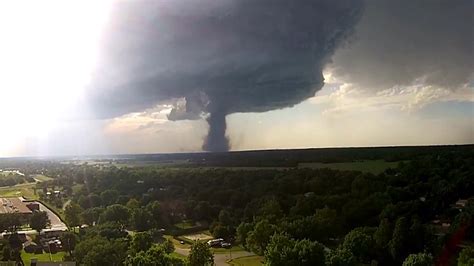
0 198 33 214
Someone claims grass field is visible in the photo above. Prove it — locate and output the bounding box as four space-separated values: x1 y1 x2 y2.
32 174 53 182
175 221 196 229
228 255 263 266
170 252 187 260
182 232 213 242
21 251 65 265
0 182 37 199
298 160 400 174
212 245 245 254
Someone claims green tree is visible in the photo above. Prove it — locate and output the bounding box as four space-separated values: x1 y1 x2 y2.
342 228 373 262
91 222 127 239
81 207 103 226
126 198 140 209
64 203 83 227
125 244 186 266
210 223 232 239
458 247 474 266
409 217 424 252
60 231 78 257
74 236 129 266
102 204 130 226
402 253 433 266
146 201 168 227
258 198 283 221
294 239 325 266
264 233 295 265
30 211 50 234
131 208 152 231
313 207 340 241
160 239 175 254
125 250 154 266
236 222 253 247
100 189 119 206
1 245 11 261
147 244 181 264
246 220 277 255
265 233 326 266
130 231 154 254
389 217 409 261
326 248 356 266
1 214 21 232
218 210 232 226
374 218 392 249
189 241 213 266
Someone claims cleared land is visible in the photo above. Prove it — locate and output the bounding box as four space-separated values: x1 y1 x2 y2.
298 160 400 174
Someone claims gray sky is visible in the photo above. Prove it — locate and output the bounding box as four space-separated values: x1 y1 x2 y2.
0 0 472 157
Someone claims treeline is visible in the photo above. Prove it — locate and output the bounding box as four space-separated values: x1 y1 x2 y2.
107 144 474 167
0 173 34 187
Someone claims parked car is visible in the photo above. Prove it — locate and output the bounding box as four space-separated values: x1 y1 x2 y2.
220 242 231 248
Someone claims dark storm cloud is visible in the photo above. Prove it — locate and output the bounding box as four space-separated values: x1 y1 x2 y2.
87 0 364 151
330 0 474 90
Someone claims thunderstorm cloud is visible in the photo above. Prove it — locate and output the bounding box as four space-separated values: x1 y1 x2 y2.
86 0 472 152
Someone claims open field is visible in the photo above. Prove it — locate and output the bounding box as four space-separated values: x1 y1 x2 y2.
212 246 245 254
165 235 191 249
0 183 37 199
175 221 196 229
182 232 213 242
21 251 66 265
32 174 53 182
228 255 263 266
298 160 401 174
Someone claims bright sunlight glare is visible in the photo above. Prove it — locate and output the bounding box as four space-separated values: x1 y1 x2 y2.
0 1 111 155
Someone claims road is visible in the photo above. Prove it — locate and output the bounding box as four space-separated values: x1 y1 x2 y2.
175 247 255 266
37 201 68 231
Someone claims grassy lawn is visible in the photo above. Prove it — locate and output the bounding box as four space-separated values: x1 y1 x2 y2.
33 174 53 182
170 252 187 260
298 160 401 174
228 255 263 266
174 221 195 229
212 246 245 254
164 235 191 249
182 231 213 243
0 183 38 199
21 251 65 265
71 184 84 194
